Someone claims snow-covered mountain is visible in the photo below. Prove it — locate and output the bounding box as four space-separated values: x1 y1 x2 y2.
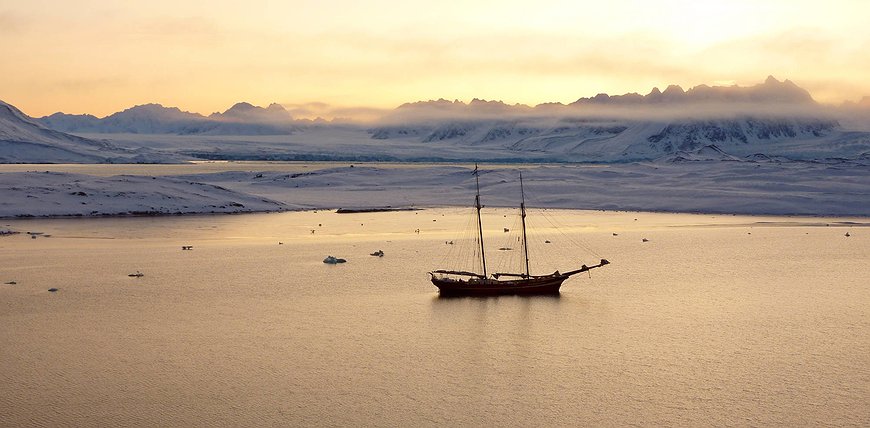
16 76 870 163
38 102 298 135
642 117 838 153
0 99 174 163
38 112 101 132
571 76 814 106
210 102 292 123
361 77 868 162
656 144 746 162
38 104 208 134
383 76 818 120
100 104 207 134
199 102 297 135
367 114 853 162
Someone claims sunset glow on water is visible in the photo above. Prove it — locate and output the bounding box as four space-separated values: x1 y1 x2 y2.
2 210 867 425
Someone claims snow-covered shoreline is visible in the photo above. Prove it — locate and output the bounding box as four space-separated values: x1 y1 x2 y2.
0 171 286 218
2 161 869 218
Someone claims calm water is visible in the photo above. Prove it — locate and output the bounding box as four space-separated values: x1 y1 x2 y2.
1 209 868 426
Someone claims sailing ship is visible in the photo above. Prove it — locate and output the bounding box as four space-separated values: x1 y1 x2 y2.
429 165 609 296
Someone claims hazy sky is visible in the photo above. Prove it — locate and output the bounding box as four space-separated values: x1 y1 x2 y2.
2 0 869 117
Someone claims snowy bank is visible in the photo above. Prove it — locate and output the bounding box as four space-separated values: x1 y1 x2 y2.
184 161 870 216
0 172 285 218
2 160 868 218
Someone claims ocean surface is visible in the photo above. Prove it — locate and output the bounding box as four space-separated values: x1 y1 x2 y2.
1 209 868 426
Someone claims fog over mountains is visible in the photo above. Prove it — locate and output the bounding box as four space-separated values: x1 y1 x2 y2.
36 76 825 131
380 76 820 122
3 77 870 217
576 75 814 105
2 76 870 163
361 77 867 163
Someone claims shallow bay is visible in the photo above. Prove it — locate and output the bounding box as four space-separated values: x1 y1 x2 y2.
1 209 868 426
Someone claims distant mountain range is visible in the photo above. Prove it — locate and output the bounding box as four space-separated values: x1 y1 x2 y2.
571 75 814 105
388 76 819 119
38 102 298 135
0 100 176 163
368 115 843 161
3 76 869 164
34 76 840 136
364 77 867 161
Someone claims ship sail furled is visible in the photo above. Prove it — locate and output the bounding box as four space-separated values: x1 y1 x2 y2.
429 165 609 295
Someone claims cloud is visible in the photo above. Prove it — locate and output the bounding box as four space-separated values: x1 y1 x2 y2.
369 75 842 126
282 102 331 118
5 1 870 116
127 16 225 45
280 102 390 122
688 28 870 103
0 11 24 33
327 106 392 123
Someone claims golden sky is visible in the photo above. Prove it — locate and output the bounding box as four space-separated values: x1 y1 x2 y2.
2 0 869 117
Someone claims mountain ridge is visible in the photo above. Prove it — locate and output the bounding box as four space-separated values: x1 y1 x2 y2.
0 99 176 163
34 76 840 133
393 76 818 115
570 75 814 106
5 76 868 164
39 102 298 135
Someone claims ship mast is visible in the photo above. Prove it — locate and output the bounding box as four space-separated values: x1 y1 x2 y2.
519 172 530 278
474 164 487 278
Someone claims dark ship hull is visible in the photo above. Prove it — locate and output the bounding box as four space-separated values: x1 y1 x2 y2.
430 166 609 296
431 274 568 296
